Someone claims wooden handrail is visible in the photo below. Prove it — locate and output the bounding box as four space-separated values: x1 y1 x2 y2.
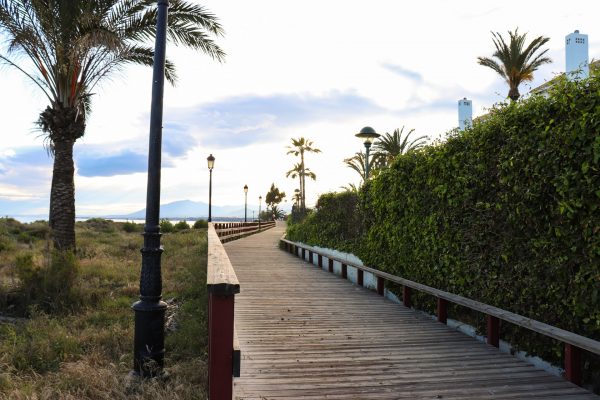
214 221 276 243
207 224 240 399
280 237 600 386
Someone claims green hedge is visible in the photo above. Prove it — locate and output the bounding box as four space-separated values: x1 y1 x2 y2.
287 74 600 382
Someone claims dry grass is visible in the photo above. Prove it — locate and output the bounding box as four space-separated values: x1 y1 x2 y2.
0 218 208 399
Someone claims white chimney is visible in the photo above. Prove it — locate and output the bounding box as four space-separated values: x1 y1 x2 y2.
566 30 589 80
458 98 472 130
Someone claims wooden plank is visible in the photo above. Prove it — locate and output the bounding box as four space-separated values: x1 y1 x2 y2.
228 227 597 398
206 223 239 295
280 238 600 357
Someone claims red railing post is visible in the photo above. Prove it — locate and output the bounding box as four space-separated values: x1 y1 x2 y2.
328 259 333 273
437 298 448 324
302 248 306 261
208 293 235 400
357 269 364 286
487 315 500 348
403 286 411 307
377 276 384 296
342 263 347 279
309 251 313 265
565 344 582 386
207 224 240 400
318 254 323 268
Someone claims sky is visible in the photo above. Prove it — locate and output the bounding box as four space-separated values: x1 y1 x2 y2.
1 0 599 218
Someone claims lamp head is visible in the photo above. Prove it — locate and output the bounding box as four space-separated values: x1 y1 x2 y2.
355 126 380 144
207 154 215 170
244 184 248 194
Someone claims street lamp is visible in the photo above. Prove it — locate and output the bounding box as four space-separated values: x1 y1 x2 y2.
258 195 262 229
132 0 169 378
243 184 248 223
207 154 215 222
355 126 381 180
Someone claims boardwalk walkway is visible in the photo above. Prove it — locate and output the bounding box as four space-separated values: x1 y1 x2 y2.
225 223 597 399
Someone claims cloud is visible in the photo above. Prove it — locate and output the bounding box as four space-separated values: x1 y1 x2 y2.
381 63 424 83
167 91 387 149
75 150 156 177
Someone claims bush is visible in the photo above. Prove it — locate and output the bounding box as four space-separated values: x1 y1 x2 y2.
192 219 208 229
160 219 174 233
287 72 600 382
173 220 190 232
121 220 141 233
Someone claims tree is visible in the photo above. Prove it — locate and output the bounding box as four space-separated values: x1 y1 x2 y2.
286 137 320 211
265 183 285 214
344 151 378 183
286 162 316 207
373 127 427 167
0 0 225 251
477 28 551 101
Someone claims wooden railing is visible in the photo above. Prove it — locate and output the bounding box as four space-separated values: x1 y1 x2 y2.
207 224 241 399
280 238 600 387
214 221 276 243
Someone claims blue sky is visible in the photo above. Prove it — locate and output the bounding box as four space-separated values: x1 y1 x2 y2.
1 0 599 217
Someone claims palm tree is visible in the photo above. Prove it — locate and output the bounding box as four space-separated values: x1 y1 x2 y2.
0 0 225 251
286 137 320 211
286 163 316 209
344 151 378 183
373 127 427 167
477 29 551 101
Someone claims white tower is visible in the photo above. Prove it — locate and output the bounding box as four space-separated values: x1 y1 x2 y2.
566 30 589 80
458 98 472 131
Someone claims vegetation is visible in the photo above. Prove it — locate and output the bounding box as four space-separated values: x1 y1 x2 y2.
344 151 376 183
477 28 551 101
373 127 428 167
286 137 321 212
0 217 209 398
0 0 225 251
193 219 208 229
264 183 286 217
287 71 600 388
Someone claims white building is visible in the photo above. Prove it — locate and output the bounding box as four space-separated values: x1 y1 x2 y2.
458 98 472 131
565 30 589 80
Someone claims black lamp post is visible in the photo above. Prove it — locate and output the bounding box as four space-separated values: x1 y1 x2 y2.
207 154 215 222
132 0 169 378
243 185 248 222
355 126 381 180
258 195 262 229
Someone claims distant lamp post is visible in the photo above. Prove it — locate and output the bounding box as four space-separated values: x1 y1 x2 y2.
243 184 248 223
132 0 169 378
258 195 262 229
207 154 215 222
355 126 381 180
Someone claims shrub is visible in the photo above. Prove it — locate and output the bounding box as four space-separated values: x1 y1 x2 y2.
121 220 141 233
192 219 208 229
160 219 174 233
173 220 190 232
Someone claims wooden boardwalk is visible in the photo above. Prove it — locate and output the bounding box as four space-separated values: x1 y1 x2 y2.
225 223 597 399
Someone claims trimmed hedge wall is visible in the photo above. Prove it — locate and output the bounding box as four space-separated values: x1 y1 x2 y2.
287 74 600 383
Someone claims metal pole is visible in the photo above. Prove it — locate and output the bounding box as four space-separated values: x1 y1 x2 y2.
244 192 247 222
208 169 213 222
364 142 371 180
132 0 169 378
258 198 261 230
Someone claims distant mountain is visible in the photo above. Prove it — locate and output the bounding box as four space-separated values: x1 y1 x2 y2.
117 199 265 220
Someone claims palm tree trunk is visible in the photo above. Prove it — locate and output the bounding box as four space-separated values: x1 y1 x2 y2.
300 151 305 211
508 86 520 101
49 139 76 251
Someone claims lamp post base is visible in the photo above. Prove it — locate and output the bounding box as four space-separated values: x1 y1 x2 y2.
132 299 168 377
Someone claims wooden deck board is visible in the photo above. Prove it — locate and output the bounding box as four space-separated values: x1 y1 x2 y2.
226 223 597 399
